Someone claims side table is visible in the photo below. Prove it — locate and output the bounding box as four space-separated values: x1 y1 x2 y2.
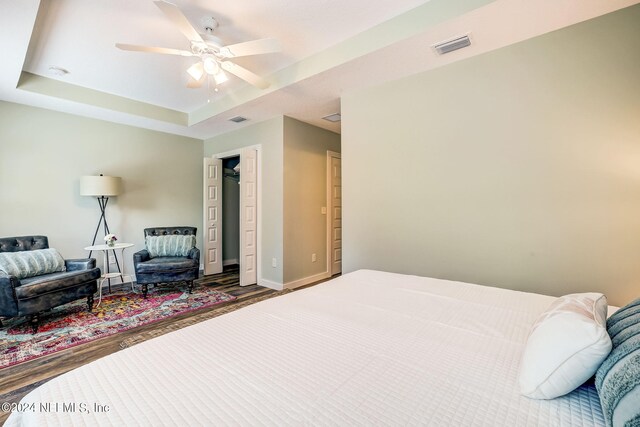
84 243 135 307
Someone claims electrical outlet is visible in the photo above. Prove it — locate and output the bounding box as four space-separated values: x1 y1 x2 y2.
311 253 317 262
272 258 277 268
108 255 116 264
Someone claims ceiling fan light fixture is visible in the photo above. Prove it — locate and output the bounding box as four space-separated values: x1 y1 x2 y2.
203 56 220 75
214 70 228 85
187 62 204 81
116 1 281 91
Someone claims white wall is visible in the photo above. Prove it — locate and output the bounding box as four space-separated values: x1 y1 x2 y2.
341 6 640 306
203 117 284 284
0 101 203 279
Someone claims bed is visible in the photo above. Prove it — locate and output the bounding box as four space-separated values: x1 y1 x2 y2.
5 269 609 426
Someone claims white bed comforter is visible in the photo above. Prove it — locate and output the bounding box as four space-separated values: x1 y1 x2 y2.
5 270 605 426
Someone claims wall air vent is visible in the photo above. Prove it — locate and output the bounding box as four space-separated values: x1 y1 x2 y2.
432 35 471 55
229 116 248 123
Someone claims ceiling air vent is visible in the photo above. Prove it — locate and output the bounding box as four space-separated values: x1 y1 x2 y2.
229 116 248 123
432 35 471 55
322 113 341 123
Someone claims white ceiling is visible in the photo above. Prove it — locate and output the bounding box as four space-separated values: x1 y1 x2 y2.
23 0 428 112
1 0 638 140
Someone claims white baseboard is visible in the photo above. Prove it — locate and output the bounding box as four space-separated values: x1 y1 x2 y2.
223 258 239 266
259 279 283 291
284 271 331 290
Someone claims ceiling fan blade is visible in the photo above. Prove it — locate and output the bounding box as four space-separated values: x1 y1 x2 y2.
218 38 281 58
153 1 204 44
220 61 270 89
187 62 205 81
187 76 204 89
116 43 193 56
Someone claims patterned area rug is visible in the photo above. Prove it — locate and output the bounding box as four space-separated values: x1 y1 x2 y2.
0 285 235 369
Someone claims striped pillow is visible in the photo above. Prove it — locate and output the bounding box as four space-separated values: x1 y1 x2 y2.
0 248 66 279
145 235 195 258
595 297 640 427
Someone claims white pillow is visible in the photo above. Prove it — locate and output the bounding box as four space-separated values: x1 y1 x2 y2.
518 292 612 399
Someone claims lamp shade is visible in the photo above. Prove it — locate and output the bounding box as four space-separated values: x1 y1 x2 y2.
80 175 122 197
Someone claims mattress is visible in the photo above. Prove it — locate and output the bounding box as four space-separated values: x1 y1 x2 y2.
5 270 606 426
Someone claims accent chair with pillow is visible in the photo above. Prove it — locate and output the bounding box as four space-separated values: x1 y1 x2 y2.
132 227 199 298
0 235 100 333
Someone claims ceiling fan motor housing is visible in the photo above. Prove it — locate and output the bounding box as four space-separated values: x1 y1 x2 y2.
200 16 219 34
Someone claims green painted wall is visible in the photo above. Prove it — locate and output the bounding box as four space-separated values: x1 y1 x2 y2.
0 101 203 279
204 116 341 286
283 117 341 283
342 5 640 306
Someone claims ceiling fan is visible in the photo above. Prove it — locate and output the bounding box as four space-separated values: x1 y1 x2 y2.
116 1 281 90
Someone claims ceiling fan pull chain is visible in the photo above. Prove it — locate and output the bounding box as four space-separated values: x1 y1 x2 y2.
207 76 211 104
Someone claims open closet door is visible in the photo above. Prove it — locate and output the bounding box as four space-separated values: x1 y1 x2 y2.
240 148 257 286
204 157 223 275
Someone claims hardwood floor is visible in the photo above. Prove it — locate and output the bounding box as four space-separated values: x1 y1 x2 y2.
0 266 319 424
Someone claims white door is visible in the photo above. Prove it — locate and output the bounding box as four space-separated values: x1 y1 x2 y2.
330 154 342 275
240 148 258 286
204 157 223 275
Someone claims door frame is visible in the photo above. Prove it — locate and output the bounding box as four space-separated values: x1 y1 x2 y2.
326 151 341 276
204 145 262 285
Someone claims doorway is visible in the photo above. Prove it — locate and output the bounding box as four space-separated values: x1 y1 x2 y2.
222 156 240 267
203 146 260 286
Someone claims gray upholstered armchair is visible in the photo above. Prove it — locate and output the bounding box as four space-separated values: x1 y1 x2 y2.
0 236 100 333
132 227 200 298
